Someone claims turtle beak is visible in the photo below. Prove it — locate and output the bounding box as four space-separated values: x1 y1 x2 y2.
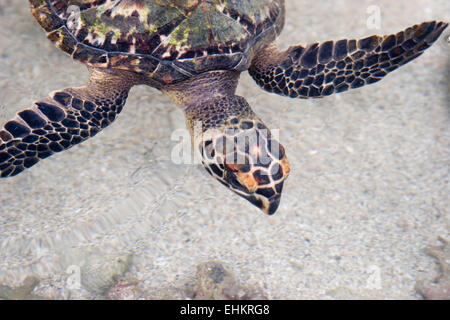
263 193 282 215
240 182 284 215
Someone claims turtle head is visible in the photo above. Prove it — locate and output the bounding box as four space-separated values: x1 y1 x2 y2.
184 93 290 215
197 117 290 215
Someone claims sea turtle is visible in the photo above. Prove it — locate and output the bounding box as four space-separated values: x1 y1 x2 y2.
0 1 447 214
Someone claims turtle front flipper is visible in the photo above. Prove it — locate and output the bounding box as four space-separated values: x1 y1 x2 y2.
249 21 448 98
0 69 140 178
184 95 290 215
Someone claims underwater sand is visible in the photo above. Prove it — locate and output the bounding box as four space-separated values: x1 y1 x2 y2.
0 0 449 299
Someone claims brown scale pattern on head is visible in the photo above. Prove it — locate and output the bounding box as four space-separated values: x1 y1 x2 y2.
187 96 289 214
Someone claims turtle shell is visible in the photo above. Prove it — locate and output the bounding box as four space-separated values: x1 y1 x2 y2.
30 0 285 85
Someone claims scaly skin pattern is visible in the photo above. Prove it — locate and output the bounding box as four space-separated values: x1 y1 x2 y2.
249 21 448 98
185 95 290 215
0 69 139 178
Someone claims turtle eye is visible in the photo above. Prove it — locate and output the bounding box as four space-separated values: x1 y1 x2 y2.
224 169 246 191
223 164 244 189
228 174 243 190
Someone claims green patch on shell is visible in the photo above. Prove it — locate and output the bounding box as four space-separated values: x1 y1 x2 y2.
166 2 247 50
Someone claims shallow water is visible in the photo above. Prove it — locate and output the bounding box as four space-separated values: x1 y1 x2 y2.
0 0 449 299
